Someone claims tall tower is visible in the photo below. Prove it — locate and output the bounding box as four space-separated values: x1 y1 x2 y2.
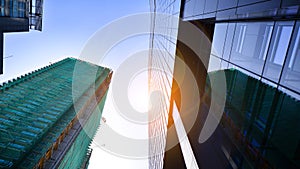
149 0 300 169
0 58 112 169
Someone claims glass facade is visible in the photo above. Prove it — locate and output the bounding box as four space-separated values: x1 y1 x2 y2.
210 20 300 99
280 21 300 95
207 20 300 168
0 0 43 30
149 0 181 168
0 0 44 74
28 0 43 31
182 0 292 20
201 69 300 169
0 0 27 18
150 0 300 169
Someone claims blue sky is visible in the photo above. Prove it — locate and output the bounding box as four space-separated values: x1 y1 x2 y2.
1 0 150 82
1 0 150 168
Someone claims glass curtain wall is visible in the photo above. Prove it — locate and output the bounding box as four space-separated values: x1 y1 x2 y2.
148 0 181 168
209 20 300 99
0 0 27 18
207 19 300 169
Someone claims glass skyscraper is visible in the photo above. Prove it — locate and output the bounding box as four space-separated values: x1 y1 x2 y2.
148 0 181 168
0 0 43 74
149 0 300 168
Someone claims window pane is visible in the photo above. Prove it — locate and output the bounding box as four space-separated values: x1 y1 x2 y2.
278 87 300 100
280 21 300 93
13 0 18 17
223 23 235 61
220 60 229 70
211 23 228 58
183 0 194 18
193 0 205 16
263 21 294 82
208 54 221 72
230 22 274 75
204 0 218 13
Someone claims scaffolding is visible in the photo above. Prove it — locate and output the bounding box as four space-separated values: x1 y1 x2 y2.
0 58 111 168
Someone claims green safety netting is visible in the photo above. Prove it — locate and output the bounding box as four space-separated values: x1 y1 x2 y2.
0 58 111 168
206 69 300 169
58 93 107 169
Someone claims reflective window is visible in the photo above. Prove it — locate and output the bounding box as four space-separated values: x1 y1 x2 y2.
18 1 26 17
211 23 228 58
183 0 195 18
13 0 18 17
230 22 274 74
263 21 294 82
223 23 235 61
261 78 277 88
193 0 205 16
0 0 27 18
279 87 300 100
208 54 221 72
238 0 266 6
0 0 4 16
228 63 261 80
9 0 13 16
280 21 300 93
217 0 238 10
149 0 182 168
204 0 218 13
220 60 229 70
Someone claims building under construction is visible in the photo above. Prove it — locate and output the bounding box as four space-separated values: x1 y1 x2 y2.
0 58 112 169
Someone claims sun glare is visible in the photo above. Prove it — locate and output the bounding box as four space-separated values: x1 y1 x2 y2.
128 70 149 113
